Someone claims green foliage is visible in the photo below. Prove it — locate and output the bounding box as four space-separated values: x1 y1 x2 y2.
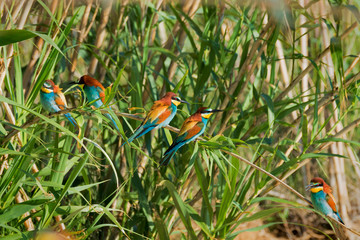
1 0 360 239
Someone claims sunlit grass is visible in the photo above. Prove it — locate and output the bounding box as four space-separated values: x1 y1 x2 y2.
1 0 360 239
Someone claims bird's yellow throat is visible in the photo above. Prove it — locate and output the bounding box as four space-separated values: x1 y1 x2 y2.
41 87 53 93
310 186 323 193
171 99 181 106
201 113 213 119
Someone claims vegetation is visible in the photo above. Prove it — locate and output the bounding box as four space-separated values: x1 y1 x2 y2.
1 0 360 239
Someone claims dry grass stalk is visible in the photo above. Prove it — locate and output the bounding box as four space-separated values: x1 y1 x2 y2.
23 0 59 88
4 0 26 30
317 1 351 227
242 21 359 142
0 1 5 19
276 68 360 155
15 192 35 231
1 0 73 232
55 215 66 231
346 146 360 178
344 54 360 76
0 0 26 88
147 0 201 102
222 150 310 203
0 0 35 146
70 0 94 74
275 21 358 102
256 62 360 232
329 111 351 224
0 154 9 179
208 19 274 135
88 0 113 75
270 113 360 194
275 40 298 120
299 0 309 110
25 0 73 101
218 28 273 135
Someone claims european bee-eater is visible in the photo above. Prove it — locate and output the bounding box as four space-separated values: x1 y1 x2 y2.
160 107 222 166
40 80 77 127
75 75 120 132
123 92 187 145
306 177 344 224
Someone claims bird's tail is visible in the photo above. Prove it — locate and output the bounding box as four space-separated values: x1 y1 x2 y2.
120 125 144 147
159 147 178 166
336 212 345 225
104 113 120 132
120 133 135 148
64 113 78 127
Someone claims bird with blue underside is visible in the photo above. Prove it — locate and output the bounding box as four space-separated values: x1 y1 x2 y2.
40 80 77 127
306 177 344 224
123 92 188 146
160 107 222 166
72 75 121 132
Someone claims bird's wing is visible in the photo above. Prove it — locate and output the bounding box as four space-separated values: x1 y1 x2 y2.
144 102 169 124
54 92 67 110
156 108 172 125
177 119 204 141
178 119 198 136
183 121 204 140
96 86 106 104
161 120 204 164
326 192 338 213
125 103 170 142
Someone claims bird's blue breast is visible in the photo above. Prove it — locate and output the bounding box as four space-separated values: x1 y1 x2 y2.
83 86 103 108
311 191 338 218
198 117 209 135
170 103 177 117
40 91 61 113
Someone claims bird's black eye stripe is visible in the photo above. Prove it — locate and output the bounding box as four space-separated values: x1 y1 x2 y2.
44 83 52 89
171 97 180 101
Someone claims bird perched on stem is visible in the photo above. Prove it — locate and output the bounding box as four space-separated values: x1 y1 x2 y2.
72 75 120 132
160 107 222 166
40 80 77 127
306 177 344 224
123 92 187 146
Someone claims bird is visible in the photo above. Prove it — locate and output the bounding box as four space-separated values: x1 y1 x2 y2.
74 75 120 132
306 177 344 224
123 92 188 146
40 80 77 127
160 107 222 166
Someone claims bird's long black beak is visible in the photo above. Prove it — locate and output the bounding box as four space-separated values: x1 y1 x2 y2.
180 99 189 104
210 109 223 113
305 184 314 191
